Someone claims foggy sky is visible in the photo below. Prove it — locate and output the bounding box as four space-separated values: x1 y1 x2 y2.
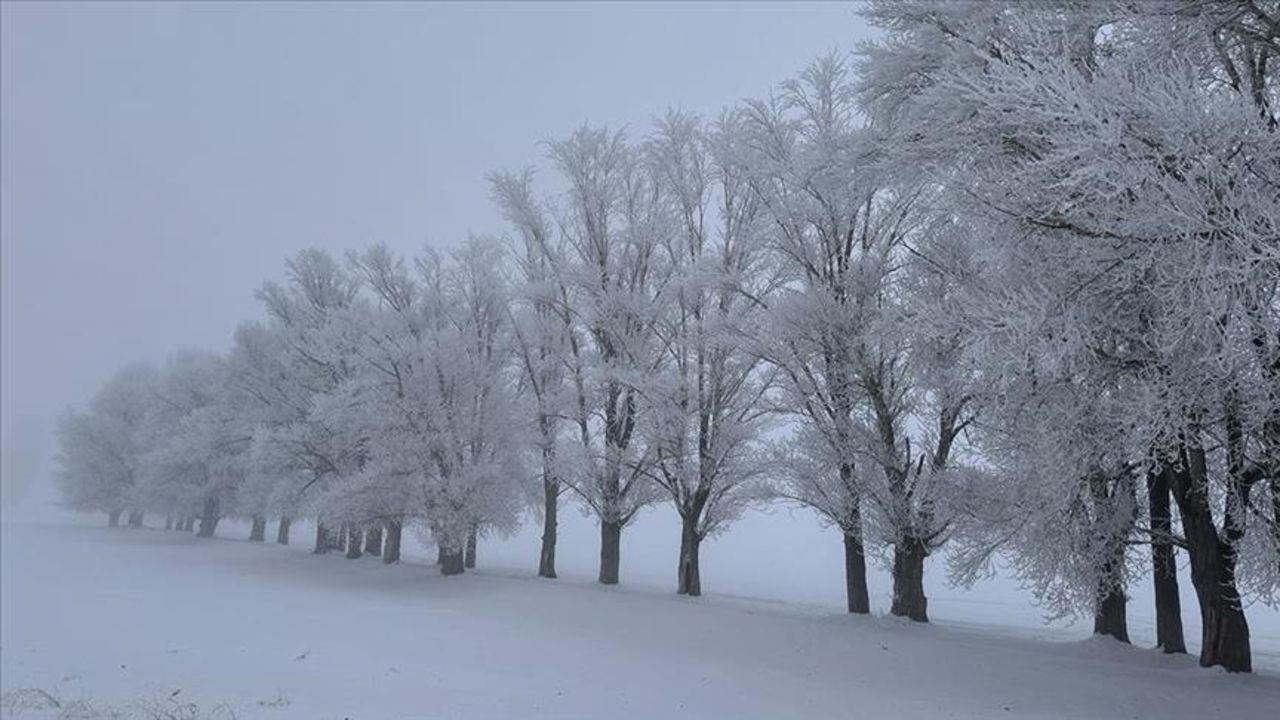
0 1 872 493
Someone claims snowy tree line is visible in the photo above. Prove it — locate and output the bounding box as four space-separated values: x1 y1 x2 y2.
56 1 1277 673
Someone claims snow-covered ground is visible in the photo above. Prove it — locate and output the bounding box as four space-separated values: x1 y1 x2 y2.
2 507 1278 719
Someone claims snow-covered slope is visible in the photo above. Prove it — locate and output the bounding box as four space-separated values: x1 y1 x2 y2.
2 517 1277 719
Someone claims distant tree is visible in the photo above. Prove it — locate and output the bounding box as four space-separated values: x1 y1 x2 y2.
251 249 363 554
136 351 236 538
226 321 301 544
337 240 525 575
55 363 160 527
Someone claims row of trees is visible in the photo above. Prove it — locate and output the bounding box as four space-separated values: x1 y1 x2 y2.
57 1 1277 673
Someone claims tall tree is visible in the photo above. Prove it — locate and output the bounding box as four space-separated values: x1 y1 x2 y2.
491 169 574 579
743 56 890 615
643 110 774 596
860 0 1279 669
547 127 669 585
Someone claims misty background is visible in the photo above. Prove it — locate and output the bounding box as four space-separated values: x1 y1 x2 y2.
1 2 871 508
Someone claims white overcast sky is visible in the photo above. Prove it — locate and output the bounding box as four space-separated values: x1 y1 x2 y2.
1 1 873 475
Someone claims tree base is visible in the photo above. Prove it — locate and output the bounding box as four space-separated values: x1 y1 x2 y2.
598 520 622 585
440 549 465 575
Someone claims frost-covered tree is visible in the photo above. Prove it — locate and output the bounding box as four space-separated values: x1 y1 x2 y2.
56 363 160 527
642 110 775 595
339 240 525 574
859 0 1279 669
252 249 364 554
135 351 238 538
545 126 670 585
491 169 575 578
741 55 917 615
226 320 304 543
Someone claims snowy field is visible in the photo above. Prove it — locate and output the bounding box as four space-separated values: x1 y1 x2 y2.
3 507 1279 719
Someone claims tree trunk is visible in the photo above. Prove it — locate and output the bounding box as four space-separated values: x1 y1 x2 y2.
464 523 477 569
677 515 702 596
1094 578 1129 642
249 516 266 542
436 544 446 565
1149 467 1186 653
843 531 871 614
196 497 219 538
539 477 558 579
276 517 291 545
164 516 174 531
107 510 122 528
1087 470 1133 644
1170 444 1252 672
345 526 363 559
1272 474 1280 574
127 510 144 528
314 523 331 554
382 520 402 564
440 546 465 575
599 519 622 585
890 535 929 622
365 525 382 557
336 524 349 552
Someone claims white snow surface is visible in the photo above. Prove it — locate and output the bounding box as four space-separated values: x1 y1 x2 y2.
3 507 1279 719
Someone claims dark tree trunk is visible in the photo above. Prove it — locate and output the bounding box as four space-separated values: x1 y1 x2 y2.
677 515 703 596
838 462 871 614
464 523 477 569
345 527 363 559
436 544 446 565
539 477 558 579
440 546 465 575
249 516 266 542
186 517 197 532
1087 470 1133 644
599 519 622 585
108 510 122 528
164 516 174 531
890 536 929 622
1273 474 1280 572
843 531 871 614
276 517 291 545
127 510 144 528
1149 467 1186 653
314 523 331 554
336 524 349 552
365 525 382 556
382 520 402 564
1094 582 1129 642
1170 444 1252 672
196 497 219 538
